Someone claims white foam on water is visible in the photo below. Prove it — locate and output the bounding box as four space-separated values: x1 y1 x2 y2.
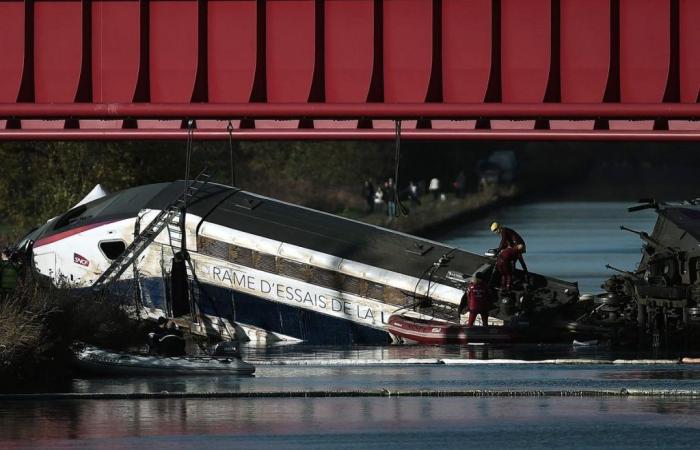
250 358 682 366
250 358 442 366
612 359 679 365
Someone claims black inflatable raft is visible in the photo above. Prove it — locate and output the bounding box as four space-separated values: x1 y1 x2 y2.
73 345 255 376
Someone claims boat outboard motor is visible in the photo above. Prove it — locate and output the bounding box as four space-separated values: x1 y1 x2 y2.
156 333 186 356
149 318 186 356
212 341 241 358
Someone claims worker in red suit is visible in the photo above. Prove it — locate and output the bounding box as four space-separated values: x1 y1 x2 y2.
491 221 528 290
458 273 494 327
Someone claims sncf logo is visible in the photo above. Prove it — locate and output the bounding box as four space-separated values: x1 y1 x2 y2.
73 253 89 267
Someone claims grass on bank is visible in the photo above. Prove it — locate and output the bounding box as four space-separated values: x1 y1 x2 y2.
0 278 144 388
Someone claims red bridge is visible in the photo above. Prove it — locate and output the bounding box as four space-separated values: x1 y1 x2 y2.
0 0 699 141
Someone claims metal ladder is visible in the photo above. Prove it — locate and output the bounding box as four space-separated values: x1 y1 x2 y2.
92 171 211 291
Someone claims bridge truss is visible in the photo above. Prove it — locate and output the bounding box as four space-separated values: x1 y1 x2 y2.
1 0 699 141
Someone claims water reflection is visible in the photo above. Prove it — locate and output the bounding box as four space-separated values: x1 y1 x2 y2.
2 397 700 448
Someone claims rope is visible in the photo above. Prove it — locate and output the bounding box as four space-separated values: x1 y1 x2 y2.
227 121 236 187
393 120 409 216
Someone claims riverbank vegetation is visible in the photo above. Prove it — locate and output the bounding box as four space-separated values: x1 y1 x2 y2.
0 279 142 389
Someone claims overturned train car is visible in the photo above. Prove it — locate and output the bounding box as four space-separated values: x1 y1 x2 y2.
578 200 700 346
20 181 581 345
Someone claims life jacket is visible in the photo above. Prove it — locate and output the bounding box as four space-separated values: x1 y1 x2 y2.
466 281 492 311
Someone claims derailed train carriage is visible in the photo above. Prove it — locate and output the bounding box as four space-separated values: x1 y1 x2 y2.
18 177 582 345
575 200 700 346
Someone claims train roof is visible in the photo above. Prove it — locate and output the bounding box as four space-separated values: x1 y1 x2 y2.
32 180 577 292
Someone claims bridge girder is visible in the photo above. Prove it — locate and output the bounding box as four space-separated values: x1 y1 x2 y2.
0 0 698 141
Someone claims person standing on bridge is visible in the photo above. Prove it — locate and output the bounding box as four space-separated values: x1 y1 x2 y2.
491 222 528 290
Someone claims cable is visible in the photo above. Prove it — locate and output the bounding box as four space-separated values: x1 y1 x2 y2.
180 120 195 257
183 119 195 212
227 121 236 187
392 264 435 316
394 249 458 316
393 120 409 217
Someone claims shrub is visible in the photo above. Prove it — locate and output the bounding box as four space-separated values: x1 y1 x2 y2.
0 278 143 388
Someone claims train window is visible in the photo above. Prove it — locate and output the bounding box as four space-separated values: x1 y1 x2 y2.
99 240 126 260
53 206 88 230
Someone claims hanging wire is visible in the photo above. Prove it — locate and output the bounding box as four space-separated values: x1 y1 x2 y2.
394 120 409 216
227 120 236 187
183 119 195 212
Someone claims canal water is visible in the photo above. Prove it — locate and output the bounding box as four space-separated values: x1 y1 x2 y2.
441 201 658 294
4 201 698 449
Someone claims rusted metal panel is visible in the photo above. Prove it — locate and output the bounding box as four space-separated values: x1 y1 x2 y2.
23 0 83 130
257 0 316 129
82 0 141 129
374 0 433 129
200 0 257 130
551 0 610 130
433 0 491 130
0 0 24 129
493 0 551 130
611 0 670 130
139 0 199 129
315 0 374 129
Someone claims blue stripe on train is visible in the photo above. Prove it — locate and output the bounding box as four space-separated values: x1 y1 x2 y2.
199 283 391 345
138 277 390 345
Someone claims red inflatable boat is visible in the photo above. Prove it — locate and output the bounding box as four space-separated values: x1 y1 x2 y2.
387 314 520 345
